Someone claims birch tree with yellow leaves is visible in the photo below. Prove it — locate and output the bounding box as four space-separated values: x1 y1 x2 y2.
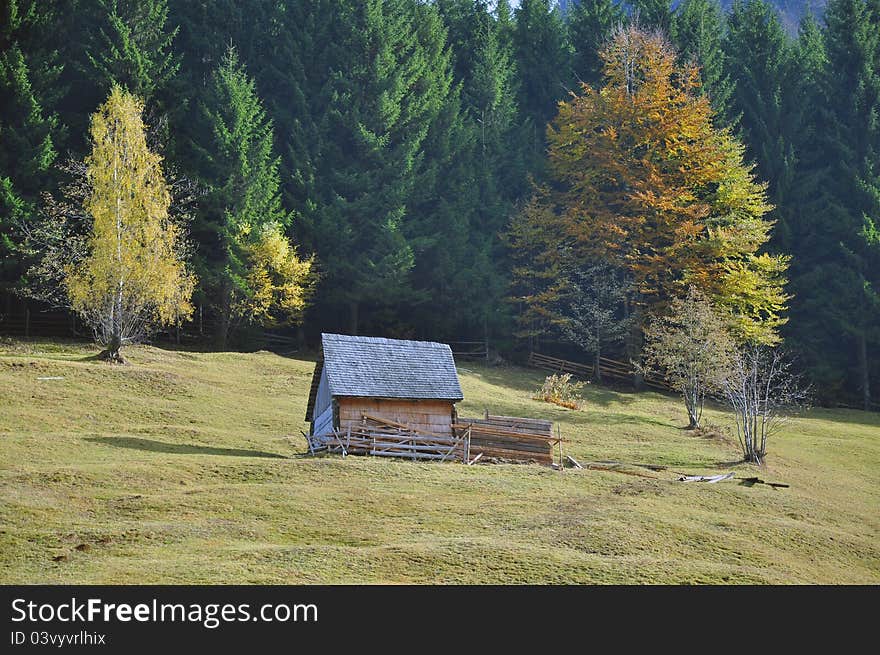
64 86 195 362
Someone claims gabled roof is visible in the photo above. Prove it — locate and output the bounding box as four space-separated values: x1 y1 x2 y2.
305 333 463 420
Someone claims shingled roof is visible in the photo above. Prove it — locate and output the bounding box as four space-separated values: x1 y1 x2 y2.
305 333 463 420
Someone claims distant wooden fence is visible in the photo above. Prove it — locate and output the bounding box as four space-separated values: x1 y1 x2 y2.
0 308 79 338
448 340 488 360
262 331 299 353
528 351 672 392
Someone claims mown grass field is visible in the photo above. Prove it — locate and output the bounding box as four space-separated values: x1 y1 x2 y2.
0 338 877 584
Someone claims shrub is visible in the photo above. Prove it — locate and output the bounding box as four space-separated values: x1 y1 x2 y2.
535 373 586 409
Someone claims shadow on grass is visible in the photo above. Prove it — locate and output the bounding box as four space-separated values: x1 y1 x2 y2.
86 436 286 459
78 352 112 363
151 341 321 361
576 410 672 429
798 406 880 428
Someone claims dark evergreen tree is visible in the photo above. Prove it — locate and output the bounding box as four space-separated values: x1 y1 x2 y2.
191 47 312 347
773 11 826 254
290 0 456 334
85 0 179 99
628 0 673 33
671 0 734 122
0 0 63 292
787 0 880 409
724 1 798 227
568 0 626 87
513 0 571 168
424 0 522 341
495 0 515 46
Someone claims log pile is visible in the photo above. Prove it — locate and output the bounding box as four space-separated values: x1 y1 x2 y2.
306 414 467 462
305 412 561 466
453 414 559 465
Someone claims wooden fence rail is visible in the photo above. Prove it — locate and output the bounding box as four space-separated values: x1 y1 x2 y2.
448 340 488 360
307 413 561 466
528 351 672 392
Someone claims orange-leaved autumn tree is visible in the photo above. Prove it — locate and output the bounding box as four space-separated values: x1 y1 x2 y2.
508 24 789 349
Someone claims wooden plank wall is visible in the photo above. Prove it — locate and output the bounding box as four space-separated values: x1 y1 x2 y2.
313 367 332 419
337 398 455 436
313 404 334 436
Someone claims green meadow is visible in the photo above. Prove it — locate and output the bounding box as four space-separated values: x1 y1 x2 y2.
1 339 877 583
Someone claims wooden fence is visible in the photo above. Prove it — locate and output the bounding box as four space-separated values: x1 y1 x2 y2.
0 308 79 338
307 412 562 466
453 413 559 465
448 340 489 360
528 351 672 392
307 414 469 462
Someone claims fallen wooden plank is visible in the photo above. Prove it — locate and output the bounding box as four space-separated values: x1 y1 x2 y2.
486 414 553 427
566 455 584 469
334 430 348 457
301 430 315 455
467 453 483 466
678 473 735 483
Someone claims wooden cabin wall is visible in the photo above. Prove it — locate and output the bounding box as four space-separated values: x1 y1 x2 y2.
313 368 332 419
313 404 334 436
336 398 455 436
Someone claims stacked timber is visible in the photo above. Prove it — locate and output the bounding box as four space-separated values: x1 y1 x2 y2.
307 414 467 462
306 412 560 467
453 414 559 465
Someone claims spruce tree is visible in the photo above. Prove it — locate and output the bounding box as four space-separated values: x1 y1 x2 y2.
293 0 454 334
0 0 63 291
194 47 312 348
789 0 880 409
724 0 799 238
426 0 521 340
568 0 626 88
513 0 571 167
628 0 673 33
85 0 179 100
670 0 734 122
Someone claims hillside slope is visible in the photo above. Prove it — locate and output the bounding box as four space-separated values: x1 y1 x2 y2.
0 339 877 583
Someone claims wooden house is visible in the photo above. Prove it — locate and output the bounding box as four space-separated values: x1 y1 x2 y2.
305 333 464 437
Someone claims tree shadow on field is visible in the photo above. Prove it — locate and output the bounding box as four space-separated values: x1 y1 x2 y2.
86 436 286 459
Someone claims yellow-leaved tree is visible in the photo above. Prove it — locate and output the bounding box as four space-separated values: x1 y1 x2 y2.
509 25 790 354
65 86 195 362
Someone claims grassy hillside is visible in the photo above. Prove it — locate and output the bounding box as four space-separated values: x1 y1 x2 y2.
1 338 877 584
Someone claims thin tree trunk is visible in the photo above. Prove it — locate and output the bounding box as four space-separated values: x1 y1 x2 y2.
859 333 871 412
216 311 230 350
215 285 232 350
687 388 699 429
623 299 644 390
349 300 359 335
